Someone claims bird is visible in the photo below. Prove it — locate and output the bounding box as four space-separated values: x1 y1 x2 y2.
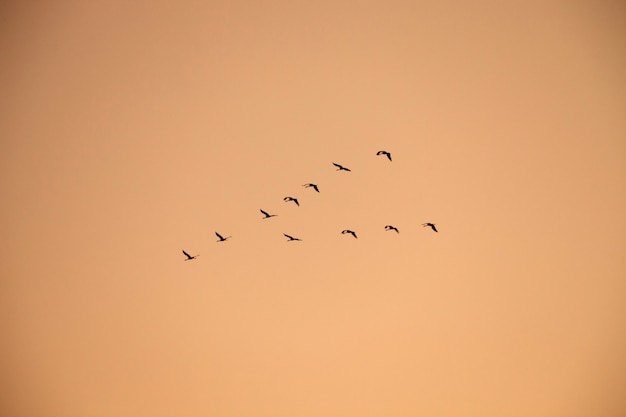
422 223 438 232
215 232 231 241
260 209 277 219
283 196 299 206
377 150 392 161
182 250 198 261
283 233 301 241
332 162 351 171
341 229 358 239
303 183 320 192
385 225 399 233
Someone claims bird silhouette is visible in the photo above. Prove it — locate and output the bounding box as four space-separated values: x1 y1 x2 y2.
341 229 358 239
377 150 392 161
303 183 320 192
283 196 299 206
215 232 231 241
283 233 302 241
332 162 351 171
260 209 277 219
422 223 438 232
182 250 198 260
385 225 399 233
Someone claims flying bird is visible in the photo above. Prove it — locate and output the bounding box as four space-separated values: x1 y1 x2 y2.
283 233 301 241
332 162 351 171
260 209 277 219
215 232 231 241
303 183 320 192
377 150 392 161
341 229 358 239
182 250 198 261
422 223 438 232
385 225 399 233
283 196 299 206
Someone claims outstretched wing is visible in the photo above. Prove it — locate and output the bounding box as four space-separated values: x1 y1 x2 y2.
312 184 319 192
260 209 269 217
182 250 191 258
386 153 392 161
432 225 438 232
215 232 224 239
332 162 342 169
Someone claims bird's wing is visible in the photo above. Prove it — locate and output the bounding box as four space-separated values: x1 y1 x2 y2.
260 209 269 216
432 225 438 232
183 250 191 258
387 153 392 161
332 162 342 168
216 232 223 239
294 199 299 206
377 151 383 155
313 185 319 192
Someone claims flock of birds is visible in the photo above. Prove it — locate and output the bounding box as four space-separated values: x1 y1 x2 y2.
182 150 437 261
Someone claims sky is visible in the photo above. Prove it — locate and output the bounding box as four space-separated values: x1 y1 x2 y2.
1 1 625 416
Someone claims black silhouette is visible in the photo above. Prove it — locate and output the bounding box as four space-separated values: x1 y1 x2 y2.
385 225 399 233
303 183 320 192
422 223 438 232
283 196 299 206
215 232 231 241
377 150 392 161
182 250 198 261
260 209 277 219
332 162 351 172
283 233 302 241
341 229 358 239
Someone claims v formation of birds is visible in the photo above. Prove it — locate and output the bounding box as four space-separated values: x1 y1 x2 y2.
183 150 437 260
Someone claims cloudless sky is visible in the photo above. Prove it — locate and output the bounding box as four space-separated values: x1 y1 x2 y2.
1 1 625 416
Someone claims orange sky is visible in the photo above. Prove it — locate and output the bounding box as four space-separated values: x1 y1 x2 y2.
1 1 625 416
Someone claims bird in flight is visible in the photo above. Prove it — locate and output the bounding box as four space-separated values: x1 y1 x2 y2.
377 150 392 161
260 209 277 219
332 162 351 171
303 183 320 192
215 232 231 241
422 223 438 232
284 196 299 206
385 225 399 233
283 233 301 241
341 229 358 239
182 250 198 261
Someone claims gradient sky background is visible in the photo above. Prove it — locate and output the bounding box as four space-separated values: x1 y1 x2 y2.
1 1 625 416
